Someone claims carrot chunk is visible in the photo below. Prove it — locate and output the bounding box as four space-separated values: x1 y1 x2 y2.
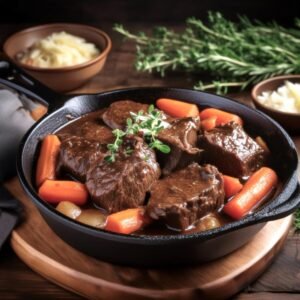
223 175 243 198
156 98 199 118
38 180 88 205
105 208 149 234
201 116 217 131
200 108 243 126
223 167 278 220
36 135 61 187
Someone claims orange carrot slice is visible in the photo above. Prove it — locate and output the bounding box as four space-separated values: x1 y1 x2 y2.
201 116 217 131
156 98 199 118
36 135 61 187
223 167 278 220
223 175 243 198
38 180 88 206
200 108 243 126
105 208 149 234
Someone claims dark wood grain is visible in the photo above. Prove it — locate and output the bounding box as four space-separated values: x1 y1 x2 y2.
0 245 83 300
235 292 300 300
246 236 300 293
0 19 300 299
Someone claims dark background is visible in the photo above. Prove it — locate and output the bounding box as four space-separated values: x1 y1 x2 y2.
0 0 299 24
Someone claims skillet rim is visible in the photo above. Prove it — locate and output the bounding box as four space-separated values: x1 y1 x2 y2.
17 86 299 244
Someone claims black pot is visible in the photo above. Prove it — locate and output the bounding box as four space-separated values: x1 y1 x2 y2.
0 57 299 267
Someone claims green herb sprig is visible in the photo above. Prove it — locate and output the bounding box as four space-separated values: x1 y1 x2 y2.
294 209 300 232
105 105 171 163
114 12 300 94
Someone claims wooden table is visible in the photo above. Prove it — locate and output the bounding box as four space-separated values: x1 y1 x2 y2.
0 23 300 300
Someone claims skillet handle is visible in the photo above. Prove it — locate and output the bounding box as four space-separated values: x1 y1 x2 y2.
0 54 65 111
255 184 300 222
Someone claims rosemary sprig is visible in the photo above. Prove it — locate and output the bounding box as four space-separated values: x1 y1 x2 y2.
114 12 300 94
105 105 171 163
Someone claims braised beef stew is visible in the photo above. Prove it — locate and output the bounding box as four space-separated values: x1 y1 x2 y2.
36 99 275 236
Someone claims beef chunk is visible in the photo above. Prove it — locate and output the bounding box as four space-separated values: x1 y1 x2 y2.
146 163 224 231
198 123 267 178
102 100 149 129
56 136 107 182
79 121 114 143
58 120 114 144
157 117 201 175
86 137 161 213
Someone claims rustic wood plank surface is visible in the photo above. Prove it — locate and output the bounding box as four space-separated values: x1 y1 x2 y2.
0 22 300 299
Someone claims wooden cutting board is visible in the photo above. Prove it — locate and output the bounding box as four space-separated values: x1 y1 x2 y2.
4 177 292 300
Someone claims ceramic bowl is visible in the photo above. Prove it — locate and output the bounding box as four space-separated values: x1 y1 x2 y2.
3 23 112 92
251 75 300 133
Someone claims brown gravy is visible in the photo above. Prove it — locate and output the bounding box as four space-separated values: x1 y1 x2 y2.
51 105 278 235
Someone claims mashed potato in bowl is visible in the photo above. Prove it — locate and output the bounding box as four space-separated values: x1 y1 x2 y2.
257 81 300 114
17 31 100 68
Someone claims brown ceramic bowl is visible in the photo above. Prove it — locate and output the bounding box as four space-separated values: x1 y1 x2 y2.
3 23 112 92
252 75 300 133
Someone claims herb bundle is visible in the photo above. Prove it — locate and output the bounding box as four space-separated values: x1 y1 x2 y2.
114 12 300 94
105 105 171 163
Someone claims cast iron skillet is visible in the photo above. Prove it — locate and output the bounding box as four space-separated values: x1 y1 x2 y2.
0 56 299 267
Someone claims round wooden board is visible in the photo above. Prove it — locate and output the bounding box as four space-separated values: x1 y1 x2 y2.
5 177 292 300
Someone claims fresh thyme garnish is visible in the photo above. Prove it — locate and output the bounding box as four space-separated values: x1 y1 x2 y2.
105 129 126 163
114 12 300 94
104 105 171 163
